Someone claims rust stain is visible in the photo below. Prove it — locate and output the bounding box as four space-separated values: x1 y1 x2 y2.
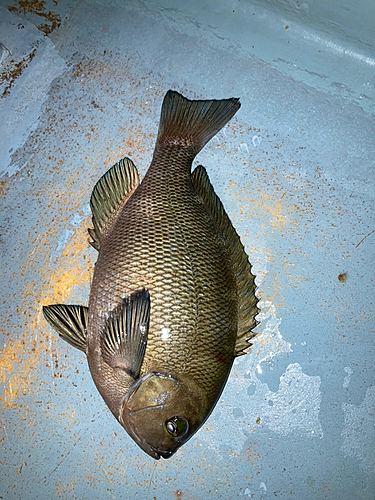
232 186 296 234
227 170 318 310
41 222 93 306
242 438 261 465
338 272 348 283
0 52 163 411
1 49 37 98
0 337 42 408
55 480 78 498
0 216 93 410
0 177 12 197
251 247 296 308
8 0 61 35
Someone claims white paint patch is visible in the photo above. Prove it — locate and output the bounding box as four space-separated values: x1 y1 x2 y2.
260 482 267 492
161 327 170 340
70 213 85 227
341 386 375 474
0 8 66 176
251 300 292 374
343 366 353 388
239 142 249 155
260 363 323 437
51 228 74 262
252 135 261 147
202 301 322 456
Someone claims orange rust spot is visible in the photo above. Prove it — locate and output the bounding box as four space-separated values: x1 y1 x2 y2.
41 218 93 306
338 272 348 283
0 215 94 410
1 49 37 98
0 335 46 408
0 178 12 198
242 440 261 465
8 0 61 35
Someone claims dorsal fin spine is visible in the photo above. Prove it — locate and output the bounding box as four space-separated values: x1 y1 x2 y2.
89 158 139 250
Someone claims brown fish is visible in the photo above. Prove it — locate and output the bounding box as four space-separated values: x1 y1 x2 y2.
43 90 259 459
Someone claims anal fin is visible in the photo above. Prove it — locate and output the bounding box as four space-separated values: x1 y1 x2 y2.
43 304 88 352
101 289 150 379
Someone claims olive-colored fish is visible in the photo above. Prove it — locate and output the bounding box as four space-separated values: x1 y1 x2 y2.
43 90 259 459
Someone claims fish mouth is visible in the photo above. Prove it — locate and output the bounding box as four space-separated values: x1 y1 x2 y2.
119 411 167 461
145 445 161 460
123 426 176 460
126 427 161 460
132 439 175 460
151 446 175 460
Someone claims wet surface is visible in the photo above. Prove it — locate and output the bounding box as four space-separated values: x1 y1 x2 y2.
0 0 374 498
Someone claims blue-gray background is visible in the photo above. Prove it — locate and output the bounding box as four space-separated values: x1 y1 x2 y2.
0 0 374 498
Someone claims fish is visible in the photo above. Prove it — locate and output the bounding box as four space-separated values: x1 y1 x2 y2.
43 90 259 460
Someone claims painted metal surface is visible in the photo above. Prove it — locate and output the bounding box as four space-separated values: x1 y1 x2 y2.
0 0 374 498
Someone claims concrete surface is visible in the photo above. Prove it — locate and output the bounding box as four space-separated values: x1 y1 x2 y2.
0 0 374 499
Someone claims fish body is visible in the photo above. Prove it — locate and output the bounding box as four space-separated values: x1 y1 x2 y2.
43 90 259 459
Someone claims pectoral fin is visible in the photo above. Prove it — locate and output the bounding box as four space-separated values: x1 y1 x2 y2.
101 289 150 379
43 304 88 352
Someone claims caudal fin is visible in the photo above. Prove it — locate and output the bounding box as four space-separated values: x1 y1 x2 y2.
155 90 240 155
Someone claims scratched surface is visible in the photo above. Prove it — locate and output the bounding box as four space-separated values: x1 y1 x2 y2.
0 0 374 498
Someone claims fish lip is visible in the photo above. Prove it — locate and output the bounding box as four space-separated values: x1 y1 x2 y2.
151 446 175 459
145 445 161 460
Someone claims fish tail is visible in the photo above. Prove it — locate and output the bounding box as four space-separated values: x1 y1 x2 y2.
155 90 241 155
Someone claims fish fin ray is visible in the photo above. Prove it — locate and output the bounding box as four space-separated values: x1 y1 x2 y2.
89 157 139 250
43 304 88 352
156 90 240 156
191 165 260 356
101 289 150 379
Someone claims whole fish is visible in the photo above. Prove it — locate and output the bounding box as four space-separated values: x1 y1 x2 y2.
43 90 259 459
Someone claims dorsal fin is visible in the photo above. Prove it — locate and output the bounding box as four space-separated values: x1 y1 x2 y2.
155 90 240 156
191 165 260 356
89 157 139 250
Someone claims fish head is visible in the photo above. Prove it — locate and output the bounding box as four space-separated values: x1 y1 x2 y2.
119 371 207 459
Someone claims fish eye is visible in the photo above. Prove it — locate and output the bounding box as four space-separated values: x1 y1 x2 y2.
165 416 189 438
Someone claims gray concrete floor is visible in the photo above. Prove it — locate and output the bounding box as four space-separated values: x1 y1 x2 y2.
1 1 374 498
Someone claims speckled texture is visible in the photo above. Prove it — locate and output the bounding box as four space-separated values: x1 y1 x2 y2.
0 0 374 498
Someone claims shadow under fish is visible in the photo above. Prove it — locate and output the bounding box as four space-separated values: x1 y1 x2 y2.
43 90 259 460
